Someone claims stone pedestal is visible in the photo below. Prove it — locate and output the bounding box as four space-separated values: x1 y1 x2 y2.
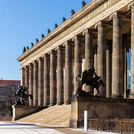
12 105 46 121
70 97 134 128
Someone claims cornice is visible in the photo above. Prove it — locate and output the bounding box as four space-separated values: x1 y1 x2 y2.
17 0 106 62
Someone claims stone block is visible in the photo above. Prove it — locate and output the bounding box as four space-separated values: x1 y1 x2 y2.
12 105 46 121
70 97 134 128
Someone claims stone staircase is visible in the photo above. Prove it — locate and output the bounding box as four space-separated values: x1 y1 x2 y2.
17 104 71 127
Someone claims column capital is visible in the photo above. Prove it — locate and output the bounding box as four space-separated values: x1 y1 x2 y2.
109 12 122 20
128 2 134 10
28 62 33 67
24 65 28 69
55 46 65 51
72 35 84 42
63 41 73 47
43 53 50 58
37 57 43 62
20 66 25 70
32 60 38 64
48 50 57 55
83 28 96 36
95 21 107 29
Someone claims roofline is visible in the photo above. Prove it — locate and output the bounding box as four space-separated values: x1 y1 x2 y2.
17 0 105 62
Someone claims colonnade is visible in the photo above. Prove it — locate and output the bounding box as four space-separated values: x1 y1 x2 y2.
20 3 134 106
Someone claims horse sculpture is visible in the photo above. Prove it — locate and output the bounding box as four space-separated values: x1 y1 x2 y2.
14 86 33 105
75 66 105 96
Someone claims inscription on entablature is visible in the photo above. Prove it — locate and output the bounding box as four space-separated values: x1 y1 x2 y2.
21 0 119 65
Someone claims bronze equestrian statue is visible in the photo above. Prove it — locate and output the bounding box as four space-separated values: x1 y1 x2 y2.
75 66 105 97
14 85 33 105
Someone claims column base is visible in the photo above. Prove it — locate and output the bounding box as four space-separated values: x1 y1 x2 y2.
129 94 134 99
65 101 71 105
57 102 64 105
50 103 56 106
112 95 123 98
43 103 49 106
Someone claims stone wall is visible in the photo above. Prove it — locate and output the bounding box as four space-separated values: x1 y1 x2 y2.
12 105 46 121
70 97 134 128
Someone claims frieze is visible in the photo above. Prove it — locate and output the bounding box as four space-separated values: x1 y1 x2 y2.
20 0 130 67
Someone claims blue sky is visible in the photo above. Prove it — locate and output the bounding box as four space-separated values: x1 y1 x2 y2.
0 0 91 80
0 0 131 89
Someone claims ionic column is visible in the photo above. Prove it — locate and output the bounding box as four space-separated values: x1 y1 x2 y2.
64 41 72 104
93 45 98 95
21 67 25 86
43 54 50 106
110 12 123 97
29 63 33 106
57 46 64 105
72 36 82 94
106 40 112 98
123 35 127 98
95 21 106 97
38 57 43 106
50 50 57 106
33 60 38 106
25 66 28 88
83 29 93 92
130 4 134 97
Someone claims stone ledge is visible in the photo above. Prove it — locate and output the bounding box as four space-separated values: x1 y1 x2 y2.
70 97 134 128
71 96 134 103
12 105 47 121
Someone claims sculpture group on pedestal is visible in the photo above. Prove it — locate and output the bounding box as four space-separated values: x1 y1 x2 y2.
13 86 33 105
74 66 105 97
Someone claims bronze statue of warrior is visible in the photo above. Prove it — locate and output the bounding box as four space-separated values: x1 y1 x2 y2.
14 85 33 105
76 66 105 96
76 66 96 86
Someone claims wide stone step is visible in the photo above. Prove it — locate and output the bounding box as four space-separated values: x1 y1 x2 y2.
17 104 71 127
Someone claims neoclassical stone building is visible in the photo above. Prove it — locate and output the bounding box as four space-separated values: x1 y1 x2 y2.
17 0 134 107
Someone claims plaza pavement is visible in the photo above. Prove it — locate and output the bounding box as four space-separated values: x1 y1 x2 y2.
0 121 119 134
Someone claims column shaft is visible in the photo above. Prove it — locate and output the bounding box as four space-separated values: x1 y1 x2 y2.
44 54 50 106
33 61 38 106
97 23 106 97
50 51 56 106
29 63 33 106
106 41 112 98
65 42 72 104
84 30 93 92
25 66 28 88
74 36 82 94
112 14 123 97
21 68 25 86
131 5 134 97
123 35 127 98
93 45 98 95
38 58 43 106
57 47 64 105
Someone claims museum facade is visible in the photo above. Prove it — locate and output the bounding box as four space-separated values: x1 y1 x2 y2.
17 0 134 106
